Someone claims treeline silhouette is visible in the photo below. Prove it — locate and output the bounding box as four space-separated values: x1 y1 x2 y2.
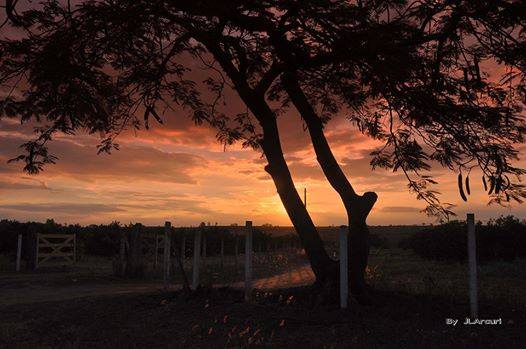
3 217 524 263
400 216 526 262
0 219 298 260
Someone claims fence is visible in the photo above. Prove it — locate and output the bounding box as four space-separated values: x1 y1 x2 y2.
10 215 480 311
108 222 310 294
110 221 348 305
35 233 76 268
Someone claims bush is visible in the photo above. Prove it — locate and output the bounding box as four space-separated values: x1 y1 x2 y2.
0 219 75 260
400 216 526 262
0 218 291 259
0 220 25 255
0 219 118 258
79 222 122 257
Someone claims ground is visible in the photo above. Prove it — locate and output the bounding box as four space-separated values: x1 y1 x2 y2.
1 230 525 348
1 287 524 348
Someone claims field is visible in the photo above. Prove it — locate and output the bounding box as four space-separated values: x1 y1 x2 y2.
1 228 525 348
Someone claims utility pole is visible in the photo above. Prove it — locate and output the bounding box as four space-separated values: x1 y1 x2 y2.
304 187 307 209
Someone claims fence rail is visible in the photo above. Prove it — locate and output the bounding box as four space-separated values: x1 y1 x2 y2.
9 216 483 314
36 233 76 268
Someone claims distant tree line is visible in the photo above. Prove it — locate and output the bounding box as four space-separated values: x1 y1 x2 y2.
0 219 299 259
400 216 526 262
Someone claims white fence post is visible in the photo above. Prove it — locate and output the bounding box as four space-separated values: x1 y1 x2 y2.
245 221 253 302
339 225 349 309
16 234 22 272
163 222 171 288
192 226 202 290
467 213 478 318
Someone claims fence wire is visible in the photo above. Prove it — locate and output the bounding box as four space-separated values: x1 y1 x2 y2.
8 223 460 297
162 225 345 291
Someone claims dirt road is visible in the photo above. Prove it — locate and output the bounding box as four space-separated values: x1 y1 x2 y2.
0 265 315 306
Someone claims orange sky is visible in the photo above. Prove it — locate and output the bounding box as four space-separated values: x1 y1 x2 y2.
0 8 525 226
1 106 525 226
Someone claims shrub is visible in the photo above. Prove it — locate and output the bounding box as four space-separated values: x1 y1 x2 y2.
0 219 119 258
400 216 526 262
79 222 122 257
0 219 74 260
0 219 26 257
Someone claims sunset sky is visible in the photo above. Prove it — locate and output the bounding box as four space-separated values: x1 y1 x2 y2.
1 6 525 228
1 106 525 227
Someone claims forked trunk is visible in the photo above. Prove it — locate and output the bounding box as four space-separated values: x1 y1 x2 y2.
281 71 377 300
348 193 377 298
251 100 337 283
204 40 338 291
349 222 370 296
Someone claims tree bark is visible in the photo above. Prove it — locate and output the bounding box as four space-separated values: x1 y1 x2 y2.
258 108 337 282
203 37 336 286
240 88 337 282
201 19 378 297
281 71 377 298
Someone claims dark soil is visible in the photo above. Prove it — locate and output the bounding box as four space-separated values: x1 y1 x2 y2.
1 286 524 348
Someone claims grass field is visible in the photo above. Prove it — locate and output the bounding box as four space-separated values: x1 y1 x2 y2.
1 228 525 348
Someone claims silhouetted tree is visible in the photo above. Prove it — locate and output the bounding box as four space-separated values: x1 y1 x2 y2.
1 0 525 301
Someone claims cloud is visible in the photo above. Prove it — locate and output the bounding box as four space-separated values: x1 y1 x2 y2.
286 154 388 182
340 156 376 178
117 197 214 215
325 128 371 148
381 206 423 213
0 179 52 191
0 203 124 215
1 102 525 226
0 135 207 184
288 161 325 181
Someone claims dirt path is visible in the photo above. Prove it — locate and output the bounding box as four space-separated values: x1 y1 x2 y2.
0 281 171 306
253 264 314 289
0 265 315 306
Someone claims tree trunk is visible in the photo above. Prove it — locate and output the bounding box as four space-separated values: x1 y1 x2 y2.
281 72 377 299
203 39 336 286
348 193 377 298
240 87 337 282
258 112 337 282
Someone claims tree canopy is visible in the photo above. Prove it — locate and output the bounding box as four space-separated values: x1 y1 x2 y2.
2 0 525 217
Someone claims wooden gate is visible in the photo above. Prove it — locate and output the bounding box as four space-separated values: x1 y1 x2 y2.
36 234 76 268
